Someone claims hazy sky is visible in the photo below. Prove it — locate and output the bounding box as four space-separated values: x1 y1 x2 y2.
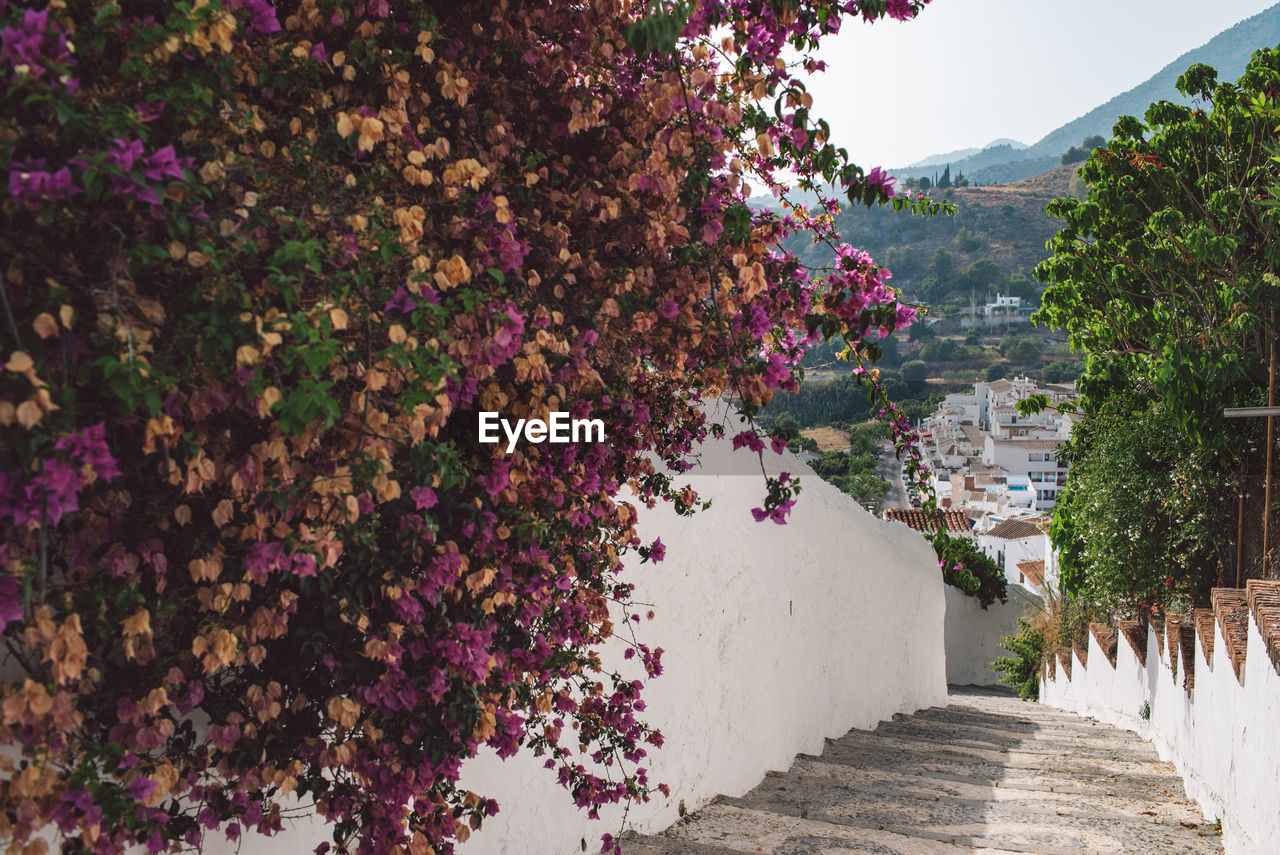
803 0 1278 168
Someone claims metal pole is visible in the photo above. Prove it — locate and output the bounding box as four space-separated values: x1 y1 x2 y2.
1265 316 1277 573
1236 486 1245 589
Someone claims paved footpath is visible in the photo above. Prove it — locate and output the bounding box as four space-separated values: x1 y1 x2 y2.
624 687 1223 855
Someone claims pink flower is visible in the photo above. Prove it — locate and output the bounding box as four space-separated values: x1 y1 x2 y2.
865 166 896 198
411 486 438 511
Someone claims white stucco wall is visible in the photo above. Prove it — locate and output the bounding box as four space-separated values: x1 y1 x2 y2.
454 430 948 855
210 425 949 855
944 584 1041 686
1041 617 1280 855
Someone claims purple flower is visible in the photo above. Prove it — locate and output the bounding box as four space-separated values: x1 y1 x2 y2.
309 42 329 62
886 0 915 21
142 145 185 182
108 137 145 173
730 430 765 453
17 458 81 525
411 486 438 511
134 101 166 122
865 166 896 198
127 776 159 803
385 286 418 314
291 553 317 577
0 6 76 85
244 541 288 580
648 538 665 563
768 498 796 525
14 166 77 203
225 0 281 34
55 423 121 481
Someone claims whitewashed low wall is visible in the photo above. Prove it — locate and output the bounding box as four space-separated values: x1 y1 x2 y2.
456 431 948 854
1041 604 1280 855
944 583 1041 686
216 427 949 855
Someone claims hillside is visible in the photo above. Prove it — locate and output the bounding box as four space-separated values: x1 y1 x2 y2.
784 163 1081 304
892 3 1280 184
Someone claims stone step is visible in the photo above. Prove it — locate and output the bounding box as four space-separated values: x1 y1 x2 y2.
624 690 1222 855
871 718 1158 759
819 730 1185 786
786 756 1205 821
724 772 1216 853
637 802 1035 855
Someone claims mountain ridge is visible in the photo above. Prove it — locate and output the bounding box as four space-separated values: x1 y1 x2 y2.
892 4 1280 184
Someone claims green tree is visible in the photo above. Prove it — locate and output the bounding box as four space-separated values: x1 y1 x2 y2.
920 339 958 362
965 258 1001 290
1061 135 1106 165
901 359 928 387
1052 398 1234 610
883 244 923 279
984 363 1006 382
773 411 801 437
994 619 1044 700
937 164 952 189
1037 54 1280 440
955 226 984 252
1041 360 1081 383
1009 338 1040 363
916 274 946 303
1034 53 1280 610
999 271 1038 301
929 247 954 279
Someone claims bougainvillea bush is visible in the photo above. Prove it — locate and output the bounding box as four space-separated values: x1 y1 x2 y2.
0 1 937 853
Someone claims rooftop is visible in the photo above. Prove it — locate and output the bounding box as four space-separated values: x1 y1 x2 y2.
990 438 1062 449
986 518 1045 541
1017 559 1046 587
883 508 973 534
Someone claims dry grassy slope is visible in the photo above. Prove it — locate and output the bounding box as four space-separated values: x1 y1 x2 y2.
784 163 1083 297
930 163 1082 273
799 426 850 452
788 163 1080 286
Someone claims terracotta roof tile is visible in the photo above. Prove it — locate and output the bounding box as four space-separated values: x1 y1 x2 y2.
986 518 1044 540
991 438 1062 449
1016 559 1045 587
1246 580 1280 675
1212 587 1249 682
882 508 972 533
1193 608 1215 668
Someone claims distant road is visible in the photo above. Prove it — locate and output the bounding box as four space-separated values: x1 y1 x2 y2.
875 440 910 509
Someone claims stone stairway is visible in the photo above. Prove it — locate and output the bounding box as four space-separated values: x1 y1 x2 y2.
623 687 1222 855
